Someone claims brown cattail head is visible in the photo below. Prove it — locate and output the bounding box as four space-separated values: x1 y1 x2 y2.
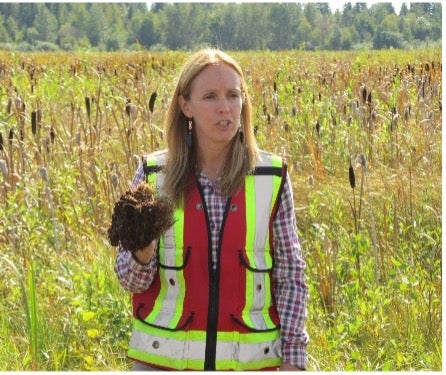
6 98 11 114
0 132 3 151
360 84 367 104
125 98 131 116
149 91 157 113
50 127 55 143
357 153 367 172
40 166 49 182
31 110 37 135
315 121 320 137
85 96 91 118
349 163 355 189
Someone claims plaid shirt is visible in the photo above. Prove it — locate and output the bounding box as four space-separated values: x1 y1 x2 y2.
114 161 309 369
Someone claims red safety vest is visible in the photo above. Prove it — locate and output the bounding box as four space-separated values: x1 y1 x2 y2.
128 150 286 371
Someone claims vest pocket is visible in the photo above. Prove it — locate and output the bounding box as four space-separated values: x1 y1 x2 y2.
230 313 280 332
238 249 274 272
136 303 195 332
158 246 191 270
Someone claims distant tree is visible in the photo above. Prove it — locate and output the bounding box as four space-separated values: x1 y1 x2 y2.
400 2 410 16
68 4 89 41
58 23 77 49
398 16 412 41
135 13 159 48
354 12 375 42
25 27 38 45
6 17 21 42
85 4 104 47
208 3 238 49
34 4 58 43
235 3 271 50
329 26 343 50
379 14 400 33
296 16 313 48
0 15 9 43
369 3 396 23
269 3 301 49
373 30 404 49
0 2 442 52
411 16 432 40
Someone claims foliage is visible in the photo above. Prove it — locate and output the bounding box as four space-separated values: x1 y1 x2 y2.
0 3 442 51
0 49 441 370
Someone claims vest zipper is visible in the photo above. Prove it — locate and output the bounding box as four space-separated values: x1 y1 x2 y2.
197 179 232 370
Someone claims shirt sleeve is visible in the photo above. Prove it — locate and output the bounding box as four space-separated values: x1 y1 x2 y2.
272 173 309 369
113 161 159 294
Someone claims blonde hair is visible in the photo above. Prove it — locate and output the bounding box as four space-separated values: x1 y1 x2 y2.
163 48 259 204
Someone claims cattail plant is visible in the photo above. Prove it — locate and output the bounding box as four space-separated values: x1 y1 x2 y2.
348 159 361 280
85 96 91 119
148 91 157 152
356 153 379 282
40 166 58 250
0 159 8 199
8 128 14 177
313 233 338 321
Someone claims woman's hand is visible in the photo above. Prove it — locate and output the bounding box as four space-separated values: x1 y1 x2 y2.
133 240 157 265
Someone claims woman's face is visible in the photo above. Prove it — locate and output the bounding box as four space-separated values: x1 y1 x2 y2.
179 63 243 151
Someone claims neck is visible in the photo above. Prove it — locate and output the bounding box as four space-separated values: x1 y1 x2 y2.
197 144 229 181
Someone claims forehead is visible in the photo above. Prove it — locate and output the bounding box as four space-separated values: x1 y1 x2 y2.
191 63 241 90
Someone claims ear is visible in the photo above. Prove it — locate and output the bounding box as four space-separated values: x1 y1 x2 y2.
178 95 192 118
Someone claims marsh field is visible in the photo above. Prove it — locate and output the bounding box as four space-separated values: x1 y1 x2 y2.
0 49 441 370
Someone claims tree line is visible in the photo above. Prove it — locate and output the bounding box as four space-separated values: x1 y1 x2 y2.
0 2 441 52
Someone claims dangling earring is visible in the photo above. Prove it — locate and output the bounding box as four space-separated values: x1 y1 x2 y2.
186 119 193 148
238 123 244 144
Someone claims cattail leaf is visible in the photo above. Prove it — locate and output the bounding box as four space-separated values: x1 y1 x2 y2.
148 91 157 113
349 163 355 189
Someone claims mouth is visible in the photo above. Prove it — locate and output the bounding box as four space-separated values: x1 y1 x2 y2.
216 120 231 128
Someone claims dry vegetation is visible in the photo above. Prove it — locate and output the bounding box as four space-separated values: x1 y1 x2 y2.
0 49 441 370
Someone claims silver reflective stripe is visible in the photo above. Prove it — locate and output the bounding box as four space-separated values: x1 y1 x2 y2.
144 151 186 329
129 327 281 367
253 174 274 249
245 152 279 330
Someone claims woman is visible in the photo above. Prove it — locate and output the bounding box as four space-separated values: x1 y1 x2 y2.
114 49 309 371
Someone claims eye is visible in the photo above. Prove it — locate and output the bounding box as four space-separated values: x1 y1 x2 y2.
228 90 242 100
203 92 216 100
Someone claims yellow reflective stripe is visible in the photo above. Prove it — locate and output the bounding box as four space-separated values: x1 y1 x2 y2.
170 204 186 327
143 157 186 329
261 155 283 329
129 325 281 370
243 174 256 328
145 157 157 185
216 358 281 371
132 322 280 344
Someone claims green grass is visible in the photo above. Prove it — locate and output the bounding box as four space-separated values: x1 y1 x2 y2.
0 49 441 370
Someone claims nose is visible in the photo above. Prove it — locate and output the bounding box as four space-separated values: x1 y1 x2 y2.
217 97 230 113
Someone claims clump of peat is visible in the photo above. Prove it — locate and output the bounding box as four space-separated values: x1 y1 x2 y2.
108 182 175 252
